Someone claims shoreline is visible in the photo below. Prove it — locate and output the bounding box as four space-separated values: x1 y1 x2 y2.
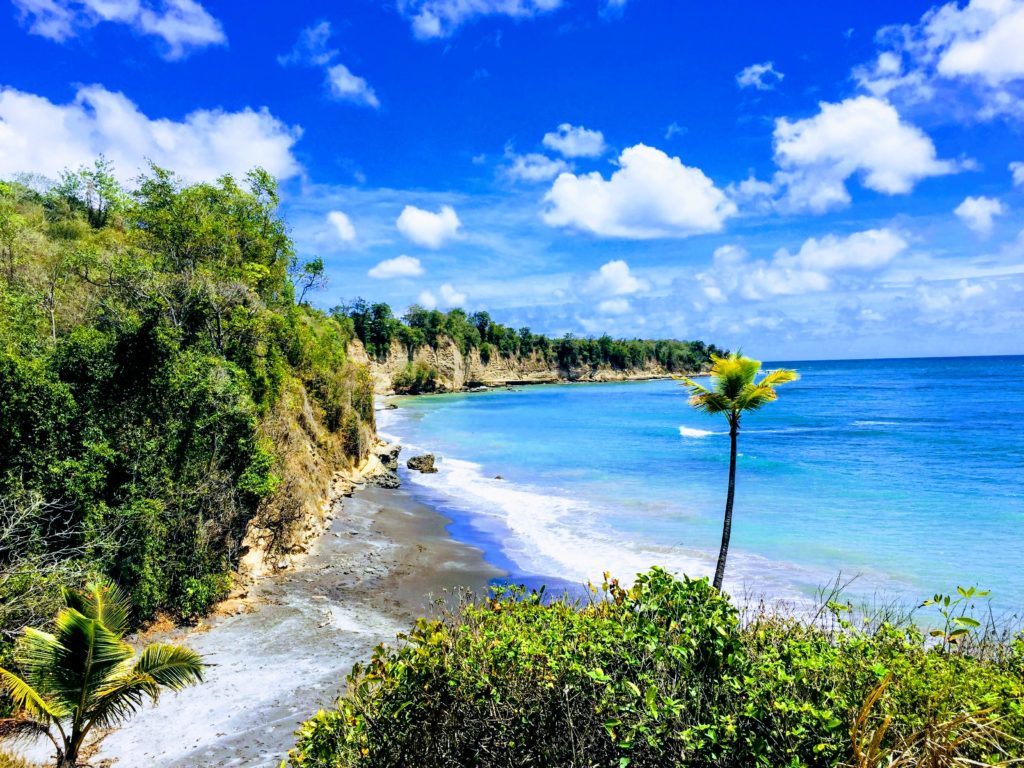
384 369 711 397
81 485 501 767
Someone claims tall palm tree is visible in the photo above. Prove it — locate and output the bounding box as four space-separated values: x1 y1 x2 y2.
679 353 799 592
0 579 204 767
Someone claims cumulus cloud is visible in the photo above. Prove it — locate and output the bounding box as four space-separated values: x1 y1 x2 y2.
326 211 357 243
772 96 959 212
954 195 1005 236
1011 161 1024 187
326 64 380 108
586 260 649 295
12 0 225 58
368 255 424 279
504 152 570 182
699 229 909 301
396 204 461 248
736 61 784 90
0 84 302 183
419 282 466 308
399 0 562 39
541 123 607 158
854 0 1024 120
542 144 736 238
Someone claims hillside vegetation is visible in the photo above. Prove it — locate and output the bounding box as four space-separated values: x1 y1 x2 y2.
0 162 375 671
339 300 724 393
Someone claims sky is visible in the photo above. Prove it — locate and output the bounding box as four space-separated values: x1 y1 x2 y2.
1 0 1023 360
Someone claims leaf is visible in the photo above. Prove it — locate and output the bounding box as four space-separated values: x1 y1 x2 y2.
953 616 980 628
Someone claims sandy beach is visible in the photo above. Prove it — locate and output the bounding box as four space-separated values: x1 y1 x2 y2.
79 484 502 768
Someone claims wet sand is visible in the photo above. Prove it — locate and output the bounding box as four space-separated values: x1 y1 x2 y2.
92 485 501 767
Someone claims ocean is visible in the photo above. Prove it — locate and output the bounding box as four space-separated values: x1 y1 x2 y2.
378 356 1024 613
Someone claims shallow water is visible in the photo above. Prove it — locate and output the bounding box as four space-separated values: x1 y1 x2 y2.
382 355 1024 612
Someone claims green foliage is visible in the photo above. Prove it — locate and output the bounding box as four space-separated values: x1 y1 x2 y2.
176 573 234 624
338 303 724 374
289 569 1024 768
0 579 205 767
0 162 376 645
392 361 440 394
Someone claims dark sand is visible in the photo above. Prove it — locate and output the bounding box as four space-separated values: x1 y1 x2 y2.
89 485 501 767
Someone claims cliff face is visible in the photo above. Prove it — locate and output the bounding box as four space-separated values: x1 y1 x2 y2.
349 337 680 394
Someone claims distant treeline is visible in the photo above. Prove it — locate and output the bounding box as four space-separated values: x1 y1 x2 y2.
336 300 726 373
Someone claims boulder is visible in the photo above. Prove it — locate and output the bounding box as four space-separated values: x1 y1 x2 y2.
407 454 438 473
366 469 400 489
375 442 402 471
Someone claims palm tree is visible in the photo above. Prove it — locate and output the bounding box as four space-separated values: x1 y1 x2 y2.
679 353 799 592
0 579 204 767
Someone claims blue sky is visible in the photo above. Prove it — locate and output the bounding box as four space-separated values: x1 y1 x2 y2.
2 0 1023 359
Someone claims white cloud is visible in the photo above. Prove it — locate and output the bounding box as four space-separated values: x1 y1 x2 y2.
504 152 570 182
700 229 908 301
399 0 563 39
586 259 649 295
855 0 1024 121
326 64 380 109
326 211 357 243
736 61 784 90
0 84 302 183
1011 161 1024 187
368 255 424 279
439 282 467 306
773 96 959 212
278 20 335 67
954 195 1005 236
12 0 225 59
541 123 607 158
597 297 631 314
396 204 461 248
417 289 437 309
543 144 736 238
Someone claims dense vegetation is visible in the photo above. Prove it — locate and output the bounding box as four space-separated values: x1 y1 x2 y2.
0 161 374 675
290 570 1024 768
339 300 725 374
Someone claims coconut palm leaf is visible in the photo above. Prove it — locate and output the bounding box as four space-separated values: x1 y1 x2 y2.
0 667 63 722
42 610 133 711
63 579 130 638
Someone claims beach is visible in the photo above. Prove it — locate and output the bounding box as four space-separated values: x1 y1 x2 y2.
84 485 501 768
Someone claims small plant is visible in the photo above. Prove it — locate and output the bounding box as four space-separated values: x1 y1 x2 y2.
922 586 989 651
0 579 204 767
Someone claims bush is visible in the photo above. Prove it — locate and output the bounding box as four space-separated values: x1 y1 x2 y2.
175 572 233 623
392 361 439 394
289 569 1024 768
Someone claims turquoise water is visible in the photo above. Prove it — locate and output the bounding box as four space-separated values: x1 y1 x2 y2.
380 356 1024 611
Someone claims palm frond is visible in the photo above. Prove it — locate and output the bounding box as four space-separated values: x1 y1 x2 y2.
759 368 799 388
676 376 712 397
689 391 732 414
0 668 63 722
130 644 205 691
88 645 204 729
64 579 131 638
711 354 762 399
0 715 54 744
45 610 133 711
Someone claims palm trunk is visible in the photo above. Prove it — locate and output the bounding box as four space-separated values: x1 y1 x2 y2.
713 420 738 591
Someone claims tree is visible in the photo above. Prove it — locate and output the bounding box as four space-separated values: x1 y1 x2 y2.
292 256 326 305
678 353 798 591
0 579 204 767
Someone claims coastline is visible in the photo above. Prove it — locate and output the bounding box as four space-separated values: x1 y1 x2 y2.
84 484 501 768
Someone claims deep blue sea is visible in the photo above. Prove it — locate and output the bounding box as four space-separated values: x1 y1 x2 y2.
380 356 1024 612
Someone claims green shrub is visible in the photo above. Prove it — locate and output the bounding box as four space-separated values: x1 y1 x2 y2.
176 572 233 623
289 569 1024 768
392 361 439 394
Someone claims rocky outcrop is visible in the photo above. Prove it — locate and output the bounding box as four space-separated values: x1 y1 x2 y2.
366 442 402 489
407 454 438 473
349 337 681 395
